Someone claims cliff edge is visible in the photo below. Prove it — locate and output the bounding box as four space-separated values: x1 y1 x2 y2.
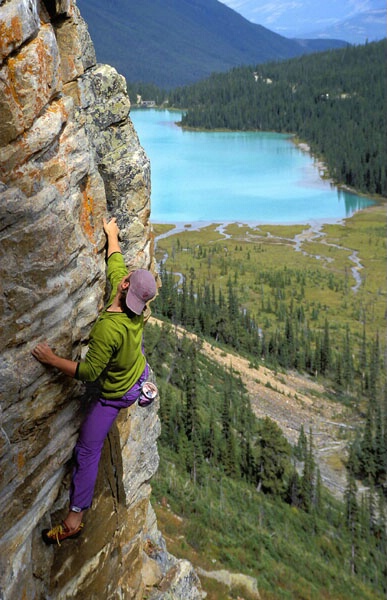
0 1 202 598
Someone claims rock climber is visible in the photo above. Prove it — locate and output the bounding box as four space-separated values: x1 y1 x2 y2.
32 216 157 545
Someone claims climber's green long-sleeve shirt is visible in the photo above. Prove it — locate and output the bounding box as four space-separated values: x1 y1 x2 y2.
75 253 145 399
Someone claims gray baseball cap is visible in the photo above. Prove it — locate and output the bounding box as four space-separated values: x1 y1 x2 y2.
125 269 156 315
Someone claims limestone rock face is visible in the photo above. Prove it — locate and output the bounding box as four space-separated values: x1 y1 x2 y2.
0 1 202 599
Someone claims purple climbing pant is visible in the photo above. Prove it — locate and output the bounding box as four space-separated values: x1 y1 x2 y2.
69 364 149 512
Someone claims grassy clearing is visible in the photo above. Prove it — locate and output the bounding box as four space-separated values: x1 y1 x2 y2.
152 223 176 237
323 206 387 296
257 224 307 238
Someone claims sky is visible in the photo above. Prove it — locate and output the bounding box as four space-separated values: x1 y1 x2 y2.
220 0 386 42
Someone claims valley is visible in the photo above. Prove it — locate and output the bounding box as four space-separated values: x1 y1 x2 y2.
147 205 386 598
152 202 386 499
150 315 357 500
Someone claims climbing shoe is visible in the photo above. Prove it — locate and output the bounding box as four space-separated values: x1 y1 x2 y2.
42 521 84 546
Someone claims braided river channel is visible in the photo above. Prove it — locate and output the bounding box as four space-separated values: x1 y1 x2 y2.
131 109 374 225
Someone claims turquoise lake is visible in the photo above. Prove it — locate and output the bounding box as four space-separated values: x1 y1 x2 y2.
130 109 374 225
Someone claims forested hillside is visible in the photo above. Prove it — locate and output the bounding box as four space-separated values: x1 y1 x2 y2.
146 211 387 597
77 0 347 88
144 318 387 599
165 40 386 197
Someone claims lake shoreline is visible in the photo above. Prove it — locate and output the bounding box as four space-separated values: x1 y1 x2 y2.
293 138 387 204
152 217 340 243
152 202 386 242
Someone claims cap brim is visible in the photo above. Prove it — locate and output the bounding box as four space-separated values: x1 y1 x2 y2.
125 289 144 315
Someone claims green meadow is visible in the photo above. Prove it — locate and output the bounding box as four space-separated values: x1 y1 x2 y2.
153 204 386 348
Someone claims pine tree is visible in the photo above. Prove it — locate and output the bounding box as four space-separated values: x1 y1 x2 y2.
295 424 308 461
177 428 190 471
320 318 331 375
255 417 291 497
188 267 196 328
345 448 360 576
368 332 380 402
366 485 377 536
220 380 239 477
334 351 344 389
359 324 368 393
240 432 255 483
203 405 219 465
313 336 322 376
156 264 178 321
184 339 199 442
342 324 354 391
180 276 188 325
287 465 302 507
158 381 172 444
191 427 205 485
283 315 295 368
374 401 385 484
360 402 376 483
300 428 315 512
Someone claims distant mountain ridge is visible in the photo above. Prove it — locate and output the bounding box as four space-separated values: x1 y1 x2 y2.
221 0 386 45
77 0 348 88
303 9 387 45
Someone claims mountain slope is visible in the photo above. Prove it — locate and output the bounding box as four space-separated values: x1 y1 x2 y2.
77 0 347 87
149 317 349 499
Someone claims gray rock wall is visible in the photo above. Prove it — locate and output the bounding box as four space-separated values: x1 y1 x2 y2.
0 1 202 598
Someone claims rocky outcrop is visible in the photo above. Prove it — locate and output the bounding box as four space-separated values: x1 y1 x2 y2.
0 1 202 598
197 567 260 599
